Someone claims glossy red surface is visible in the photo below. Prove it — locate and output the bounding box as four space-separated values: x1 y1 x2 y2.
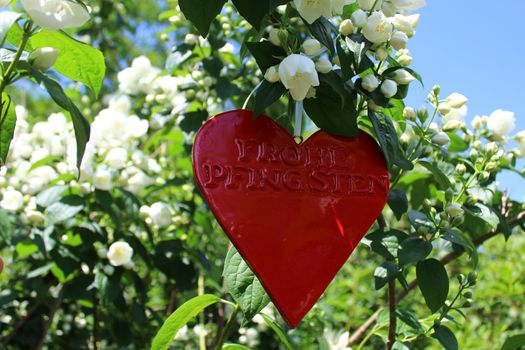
193 110 389 328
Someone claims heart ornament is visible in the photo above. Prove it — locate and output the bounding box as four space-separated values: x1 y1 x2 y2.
193 110 389 327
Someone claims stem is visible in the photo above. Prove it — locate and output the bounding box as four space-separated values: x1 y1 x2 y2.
0 21 32 96
215 304 239 350
198 275 206 350
386 279 396 350
93 296 99 350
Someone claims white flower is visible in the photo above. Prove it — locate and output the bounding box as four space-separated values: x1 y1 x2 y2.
432 132 450 146
175 325 189 341
390 30 408 50
107 241 134 267
391 0 426 11
93 167 112 191
487 109 516 137
339 19 354 36
26 210 45 225
279 54 320 101
126 170 154 194
361 74 379 92
105 148 128 169
148 202 172 227
315 58 333 74
381 79 398 98
268 28 281 46
362 12 392 44
302 38 321 56
1 189 24 211
446 203 464 218
21 0 90 30
118 56 160 95
324 329 352 350
393 69 415 84
351 9 367 27
446 93 468 109
193 325 209 337
382 1 396 17
29 47 60 71
443 105 468 124
293 0 332 24
391 14 416 36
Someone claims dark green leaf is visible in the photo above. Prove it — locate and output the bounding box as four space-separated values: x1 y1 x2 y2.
224 247 270 320
45 196 84 225
245 41 286 71
374 261 398 290
417 259 449 313
418 160 451 189
397 309 424 332
464 203 499 229
253 80 286 117
367 229 408 260
178 0 227 37
260 314 293 350
306 17 336 55
23 63 90 170
232 0 270 29
336 36 354 81
398 237 432 267
0 94 16 165
151 294 221 350
441 230 477 268
369 112 413 170
388 189 408 220
179 110 208 133
304 74 358 137
222 344 253 350
31 30 106 96
407 211 435 232
501 333 525 350
432 325 458 350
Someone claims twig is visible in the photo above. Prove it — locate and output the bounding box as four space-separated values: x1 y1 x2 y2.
386 279 396 350
93 296 99 350
348 213 525 346
36 287 64 350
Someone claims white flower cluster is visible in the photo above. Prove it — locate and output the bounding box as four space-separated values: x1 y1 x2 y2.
0 56 189 241
264 0 425 101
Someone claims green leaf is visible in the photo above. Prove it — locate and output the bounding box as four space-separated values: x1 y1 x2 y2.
178 0 227 37
0 94 16 165
31 30 106 96
45 196 84 225
416 259 449 313
245 41 286 71
223 247 270 320
369 112 413 170
179 110 208 133
447 132 468 152
232 0 270 29
397 309 424 333
151 294 221 350
260 314 293 350
24 63 90 170
441 229 478 268
306 17 336 55
367 229 408 260
374 261 398 290
464 203 499 229
253 80 286 117
304 74 358 137
407 211 435 232
336 36 354 82
0 208 12 241
36 185 68 207
501 333 525 350
388 189 408 220
418 160 451 189
0 11 21 45
432 325 458 350
398 237 432 267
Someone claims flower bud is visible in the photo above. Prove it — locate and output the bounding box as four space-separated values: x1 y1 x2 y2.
351 9 367 27
486 141 498 154
446 203 464 218
432 132 450 146
390 31 408 50
469 149 478 158
29 47 60 71
264 65 280 83
479 171 490 181
397 53 412 66
302 38 321 56
393 69 415 85
438 102 451 116
268 28 281 46
380 79 398 98
446 92 468 109
382 1 397 17
403 107 416 121
93 168 112 191
417 106 429 123
486 161 498 172
471 116 483 130
443 120 464 132
103 265 115 276
375 47 388 61
315 57 333 74
357 0 376 10
339 19 354 36
456 163 466 174
332 55 341 66
463 290 473 298
361 74 379 92
467 272 477 285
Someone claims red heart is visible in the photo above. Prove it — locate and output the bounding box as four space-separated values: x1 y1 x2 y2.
193 110 389 327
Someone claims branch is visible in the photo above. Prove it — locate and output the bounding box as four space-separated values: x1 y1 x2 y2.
386 280 396 350
348 212 525 346
36 287 64 350
2 302 41 346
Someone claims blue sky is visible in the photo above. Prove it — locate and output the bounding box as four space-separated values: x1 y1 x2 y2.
404 0 525 199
